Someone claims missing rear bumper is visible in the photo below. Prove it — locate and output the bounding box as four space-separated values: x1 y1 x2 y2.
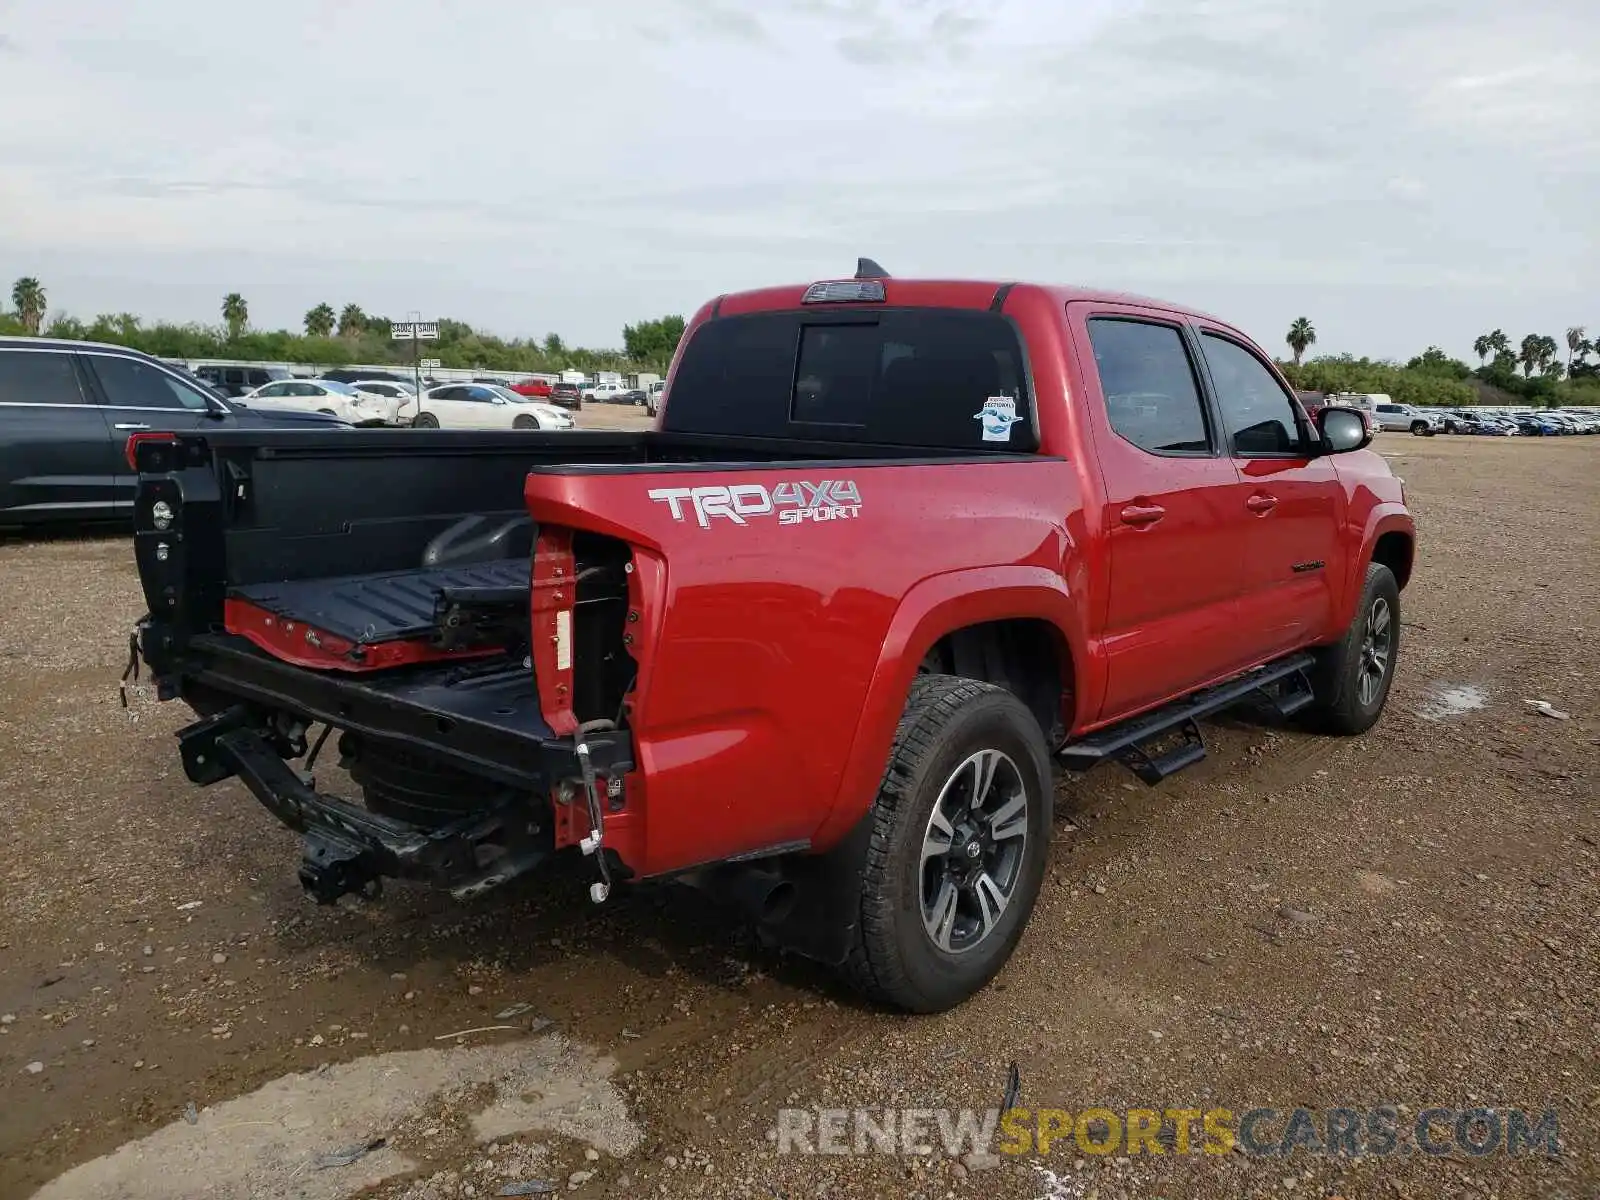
178 707 555 904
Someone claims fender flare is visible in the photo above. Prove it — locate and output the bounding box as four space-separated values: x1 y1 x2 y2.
1337 506 1415 630
808 564 1088 850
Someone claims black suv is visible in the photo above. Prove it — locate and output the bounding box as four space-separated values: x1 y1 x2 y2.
192 363 293 397
0 339 348 528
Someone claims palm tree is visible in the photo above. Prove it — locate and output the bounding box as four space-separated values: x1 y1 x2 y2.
1285 317 1316 367
1518 334 1544 379
221 293 249 343
338 303 366 338
1566 326 1587 373
1536 334 1560 376
11 277 46 335
304 303 336 338
1472 334 1493 366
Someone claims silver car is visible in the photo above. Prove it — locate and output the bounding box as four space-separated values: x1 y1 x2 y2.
1372 403 1440 436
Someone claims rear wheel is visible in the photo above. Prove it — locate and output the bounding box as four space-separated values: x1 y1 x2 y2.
1410 420 1430 436
1301 562 1400 735
842 675 1051 1013
412 412 439 429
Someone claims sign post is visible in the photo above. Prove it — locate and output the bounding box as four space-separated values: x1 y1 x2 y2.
390 314 439 421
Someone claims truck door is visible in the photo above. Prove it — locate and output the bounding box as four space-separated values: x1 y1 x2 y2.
1193 328 1344 658
1067 303 1252 721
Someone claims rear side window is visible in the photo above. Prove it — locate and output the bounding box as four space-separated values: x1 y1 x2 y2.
0 350 87 405
87 354 213 410
1085 318 1210 455
664 308 1035 451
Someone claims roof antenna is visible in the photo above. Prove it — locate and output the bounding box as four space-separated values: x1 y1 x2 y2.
855 257 890 280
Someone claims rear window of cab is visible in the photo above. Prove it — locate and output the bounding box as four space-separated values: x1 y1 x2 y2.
664 308 1037 452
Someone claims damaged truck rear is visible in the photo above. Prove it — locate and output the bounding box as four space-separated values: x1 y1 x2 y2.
130 268 1414 1012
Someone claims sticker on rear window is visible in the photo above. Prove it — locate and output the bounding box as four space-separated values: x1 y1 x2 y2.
975 396 1021 442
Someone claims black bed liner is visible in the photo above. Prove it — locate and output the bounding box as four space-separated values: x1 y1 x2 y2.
229 559 531 645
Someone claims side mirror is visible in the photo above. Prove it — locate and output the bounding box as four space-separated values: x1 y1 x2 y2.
1317 406 1373 454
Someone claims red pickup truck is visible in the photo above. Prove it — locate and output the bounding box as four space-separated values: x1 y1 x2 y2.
128 265 1414 1012
510 377 553 400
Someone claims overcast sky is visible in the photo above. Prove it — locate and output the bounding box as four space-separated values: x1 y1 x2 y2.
1 0 1594 359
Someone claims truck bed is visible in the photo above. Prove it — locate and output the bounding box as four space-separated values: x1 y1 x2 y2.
134 427 1022 593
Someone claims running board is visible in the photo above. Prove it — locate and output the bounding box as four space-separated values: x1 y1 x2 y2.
1059 653 1317 784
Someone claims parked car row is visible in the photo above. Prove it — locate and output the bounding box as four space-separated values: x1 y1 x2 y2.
0 338 347 527
1435 408 1600 436
0 339 608 527
232 376 578 431
1305 394 1600 439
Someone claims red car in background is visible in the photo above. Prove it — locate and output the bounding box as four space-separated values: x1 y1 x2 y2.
511 377 553 400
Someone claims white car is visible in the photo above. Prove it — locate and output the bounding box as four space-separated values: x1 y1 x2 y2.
582 381 629 403
412 383 575 430
345 379 418 425
239 378 393 426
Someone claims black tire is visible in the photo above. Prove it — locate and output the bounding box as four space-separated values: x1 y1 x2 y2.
841 675 1052 1013
1410 421 1430 436
1301 562 1400 735
512 414 538 430
412 412 439 429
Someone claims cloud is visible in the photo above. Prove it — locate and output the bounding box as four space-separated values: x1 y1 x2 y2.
0 0 1593 359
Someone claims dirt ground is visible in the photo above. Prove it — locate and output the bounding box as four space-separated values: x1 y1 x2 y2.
1 431 1595 1200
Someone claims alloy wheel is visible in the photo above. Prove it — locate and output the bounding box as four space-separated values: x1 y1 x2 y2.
919 749 1030 955
1357 595 1393 706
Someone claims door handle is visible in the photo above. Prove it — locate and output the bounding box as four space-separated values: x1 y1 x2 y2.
1119 502 1166 527
113 423 151 431
1246 493 1278 514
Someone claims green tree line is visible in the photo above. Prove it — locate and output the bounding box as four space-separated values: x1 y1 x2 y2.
1278 318 1600 409
1 279 688 376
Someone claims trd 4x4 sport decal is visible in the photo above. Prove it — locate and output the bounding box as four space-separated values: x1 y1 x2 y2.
647 480 862 529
